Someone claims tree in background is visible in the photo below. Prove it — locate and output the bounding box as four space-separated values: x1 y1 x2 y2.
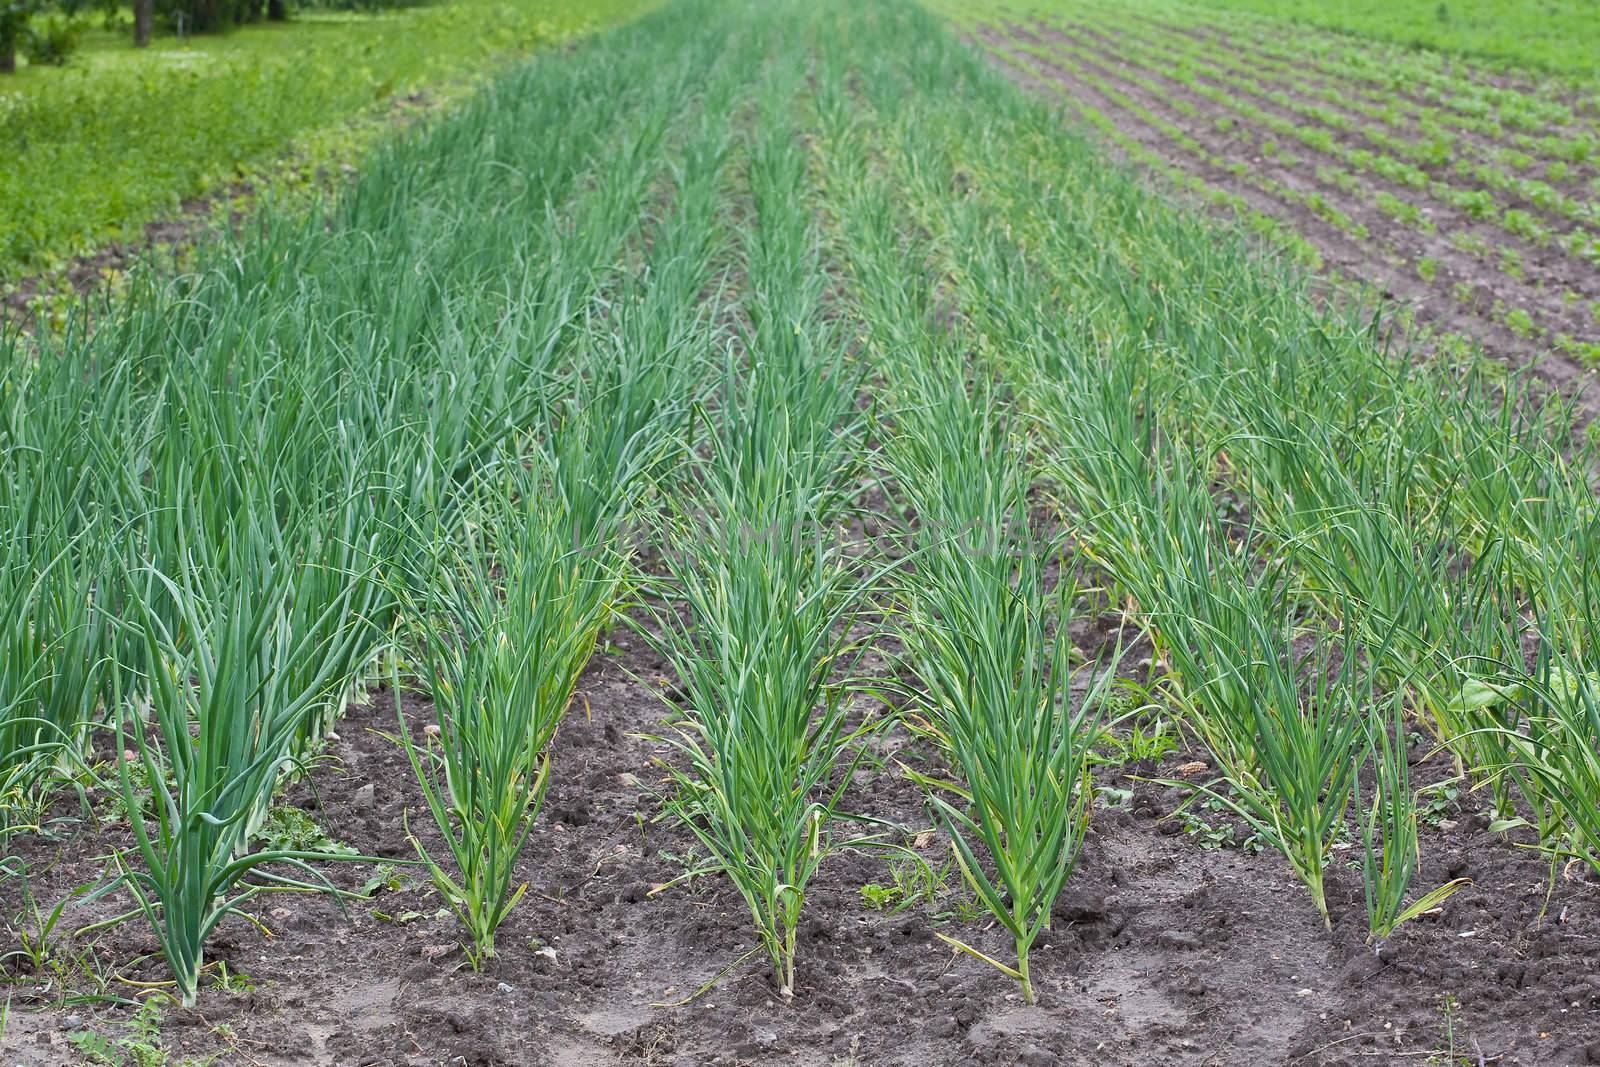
154 0 286 35
0 0 41 72
2 0 394 68
2 0 100 70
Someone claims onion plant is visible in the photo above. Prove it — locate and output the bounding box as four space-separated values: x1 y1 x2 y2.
1207 385 1530 786
1158 582 1375 928
0 516 106 833
395 457 620 968
1359 695 1470 945
643 479 874 999
0 0 783 1002
814 0 1600 938
898 569 1109 1005
867 307 1114 1003
389 111 728 955
111 498 374 1007
0 353 113 832
1471 622 1600 876
1017 355 1374 927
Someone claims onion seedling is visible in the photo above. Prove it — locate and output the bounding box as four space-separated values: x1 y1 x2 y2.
1359 694 1471 944
111 501 373 1007
395 460 620 968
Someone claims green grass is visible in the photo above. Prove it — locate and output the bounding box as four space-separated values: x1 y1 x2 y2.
0 0 648 280
1189 0 1600 79
953 0 1600 80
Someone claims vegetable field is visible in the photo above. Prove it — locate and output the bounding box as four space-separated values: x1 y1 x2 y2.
949 0 1600 388
2 0 1599 1064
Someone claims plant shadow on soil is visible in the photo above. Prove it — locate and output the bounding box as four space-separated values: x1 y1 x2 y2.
2 604 1599 1066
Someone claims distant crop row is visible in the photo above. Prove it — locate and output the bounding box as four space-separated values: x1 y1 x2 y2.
1069 15 1600 260
5 0 1600 1016
1004 12 1600 266
956 0 1600 367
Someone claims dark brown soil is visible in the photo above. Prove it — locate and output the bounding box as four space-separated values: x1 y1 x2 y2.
4 602 1600 1066
976 20 1600 423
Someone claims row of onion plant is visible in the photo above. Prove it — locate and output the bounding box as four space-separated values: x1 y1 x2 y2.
0 0 740 1005
386 43 747 965
638 63 881 1000
814 10 1477 943
816 118 1117 1002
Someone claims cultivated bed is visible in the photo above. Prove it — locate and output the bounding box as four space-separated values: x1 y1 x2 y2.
2 1 1600 1064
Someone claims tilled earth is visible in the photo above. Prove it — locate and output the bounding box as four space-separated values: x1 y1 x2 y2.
9 7 1600 1067
975 17 1600 424
4 607 1600 1066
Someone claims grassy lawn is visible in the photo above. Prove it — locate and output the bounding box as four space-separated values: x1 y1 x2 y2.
0 0 648 281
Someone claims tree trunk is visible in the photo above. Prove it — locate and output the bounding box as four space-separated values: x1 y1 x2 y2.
134 0 153 47
267 0 286 21
0 18 16 74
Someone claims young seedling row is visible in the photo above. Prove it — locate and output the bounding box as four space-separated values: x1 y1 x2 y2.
949 0 1600 378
